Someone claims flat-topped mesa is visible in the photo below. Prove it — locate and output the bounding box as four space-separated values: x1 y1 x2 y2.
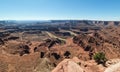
51 20 120 26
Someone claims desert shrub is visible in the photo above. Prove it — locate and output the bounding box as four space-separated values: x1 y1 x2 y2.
77 62 81 65
93 52 107 65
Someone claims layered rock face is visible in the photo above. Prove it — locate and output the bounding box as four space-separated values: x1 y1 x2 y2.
73 27 120 59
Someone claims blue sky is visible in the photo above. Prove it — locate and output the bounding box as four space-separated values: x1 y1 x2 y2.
0 0 120 20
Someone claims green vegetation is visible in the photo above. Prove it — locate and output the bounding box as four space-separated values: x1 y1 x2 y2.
77 62 81 65
93 52 107 65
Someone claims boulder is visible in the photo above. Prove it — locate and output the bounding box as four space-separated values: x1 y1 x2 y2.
52 59 84 72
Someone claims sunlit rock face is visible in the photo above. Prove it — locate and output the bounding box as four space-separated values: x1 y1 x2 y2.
52 59 84 72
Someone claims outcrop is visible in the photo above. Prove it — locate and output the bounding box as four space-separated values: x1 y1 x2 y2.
52 59 84 72
52 57 105 72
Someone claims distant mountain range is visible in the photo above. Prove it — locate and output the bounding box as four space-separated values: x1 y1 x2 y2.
0 20 120 26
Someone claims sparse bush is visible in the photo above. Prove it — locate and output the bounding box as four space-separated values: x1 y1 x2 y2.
94 52 107 65
77 62 81 65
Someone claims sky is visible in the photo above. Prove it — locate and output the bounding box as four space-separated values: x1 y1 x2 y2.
0 0 120 21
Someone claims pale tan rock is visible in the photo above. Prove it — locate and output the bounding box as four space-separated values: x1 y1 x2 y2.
104 62 120 72
52 59 84 72
105 59 120 67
